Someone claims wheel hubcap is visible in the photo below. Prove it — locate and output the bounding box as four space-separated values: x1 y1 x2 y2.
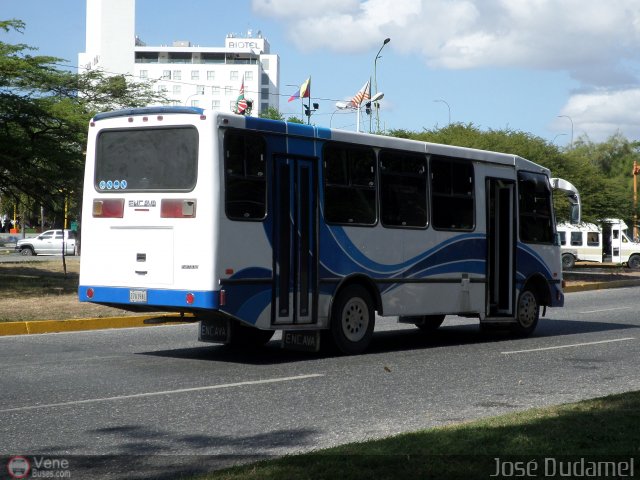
342 298 369 342
518 291 537 328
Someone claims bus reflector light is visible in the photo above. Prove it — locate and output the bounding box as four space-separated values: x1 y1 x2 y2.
225 268 234 275
186 293 195 305
87 288 94 299
92 199 124 218
161 199 196 218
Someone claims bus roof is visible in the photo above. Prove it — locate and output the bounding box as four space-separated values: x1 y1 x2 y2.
92 106 205 122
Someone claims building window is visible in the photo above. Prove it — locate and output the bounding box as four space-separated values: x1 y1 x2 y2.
225 86 233 95
230 71 239 81
323 143 377 225
212 86 220 95
173 85 182 95
162 70 171 80
212 100 221 110
197 85 205 95
430 156 475 230
191 100 200 108
191 70 200 81
158 85 168 93
261 59 270 70
139 70 148 79
261 88 269 99
245 71 253 81
207 71 215 81
380 150 428 228
173 70 182 81
261 73 269 85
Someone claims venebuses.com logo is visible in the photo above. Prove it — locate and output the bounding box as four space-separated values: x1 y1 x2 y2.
6 456 30 479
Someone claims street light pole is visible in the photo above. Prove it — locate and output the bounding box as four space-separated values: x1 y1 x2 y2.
373 37 390 132
558 115 574 147
433 99 451 125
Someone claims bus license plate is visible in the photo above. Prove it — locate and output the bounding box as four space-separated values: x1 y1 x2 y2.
129 289 147 303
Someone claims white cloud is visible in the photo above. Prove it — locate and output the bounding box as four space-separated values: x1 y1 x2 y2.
253 0 640 85
558 88 640 142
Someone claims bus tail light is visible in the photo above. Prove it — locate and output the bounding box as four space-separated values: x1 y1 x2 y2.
161 199 196 218
93 199 124 218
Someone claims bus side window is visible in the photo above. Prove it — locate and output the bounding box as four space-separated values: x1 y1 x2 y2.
224 131 266 220
587 232 600 246
323 143 377 225
570 232 583 246
558 231 566 245
517 171 554 244
379 150 427 228
430 155 474 230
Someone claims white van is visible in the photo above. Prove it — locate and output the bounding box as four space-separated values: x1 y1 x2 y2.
557 218 640 269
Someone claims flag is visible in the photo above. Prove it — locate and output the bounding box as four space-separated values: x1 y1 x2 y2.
235 78 248 114
349 80 370 107
288 77 311 102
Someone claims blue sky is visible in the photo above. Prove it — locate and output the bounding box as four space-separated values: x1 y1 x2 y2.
3 0 640 146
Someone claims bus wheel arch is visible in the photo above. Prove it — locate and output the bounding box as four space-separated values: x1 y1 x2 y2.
329 277 379 355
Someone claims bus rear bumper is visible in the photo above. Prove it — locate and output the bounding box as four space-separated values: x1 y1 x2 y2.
78 285 220 310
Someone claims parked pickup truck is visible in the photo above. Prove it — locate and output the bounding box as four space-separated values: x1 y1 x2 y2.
15 229 77 256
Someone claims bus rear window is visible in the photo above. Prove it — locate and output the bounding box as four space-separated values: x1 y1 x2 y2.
95 126 198 192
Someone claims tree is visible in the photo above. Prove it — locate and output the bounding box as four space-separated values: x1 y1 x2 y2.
259 106 284 121
0 19 167 227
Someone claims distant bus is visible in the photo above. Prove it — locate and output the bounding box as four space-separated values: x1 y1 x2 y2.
557 218 640 269
79 107 580 354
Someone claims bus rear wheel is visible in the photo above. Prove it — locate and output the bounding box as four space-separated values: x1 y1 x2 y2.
228 321 275 348
511 289 539 337
562 253 575 269
330 285 375 355
413 315 445 332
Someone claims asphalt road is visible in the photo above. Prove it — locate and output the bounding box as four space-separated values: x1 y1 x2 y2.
1 287 639 479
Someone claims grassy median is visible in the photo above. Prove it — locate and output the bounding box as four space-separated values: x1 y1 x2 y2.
197 391 640 479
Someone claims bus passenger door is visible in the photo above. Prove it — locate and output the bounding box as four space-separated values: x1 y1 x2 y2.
487 179 515 317
272 156 318 325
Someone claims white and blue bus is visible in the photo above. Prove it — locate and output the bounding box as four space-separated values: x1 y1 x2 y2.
79 106 580 354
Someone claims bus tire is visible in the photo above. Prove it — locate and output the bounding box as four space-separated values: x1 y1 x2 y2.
628 254 640 269
330 285 375 355
228 321 275 348
561 253 575 269
414 314 445 332
511 289 539 337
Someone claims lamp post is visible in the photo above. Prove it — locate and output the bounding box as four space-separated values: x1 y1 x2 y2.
433 99 451 125
552 133 567 145
373 37 390 132
557 115 574 147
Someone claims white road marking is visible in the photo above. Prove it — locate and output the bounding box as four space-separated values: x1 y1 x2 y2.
0 373 324 413
579 307 631 314
501 337 636 355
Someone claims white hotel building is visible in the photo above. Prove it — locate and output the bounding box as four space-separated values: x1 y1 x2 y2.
78 0 280 115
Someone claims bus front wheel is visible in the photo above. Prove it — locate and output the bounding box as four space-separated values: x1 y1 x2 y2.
628 254 640 269
330 285 375 355
511 289 539 337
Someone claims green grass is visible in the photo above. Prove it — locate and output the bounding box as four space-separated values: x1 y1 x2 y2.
197 391 640 479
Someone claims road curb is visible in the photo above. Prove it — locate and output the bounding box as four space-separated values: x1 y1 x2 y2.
2 281 639 337
0 314 192 337
564 279 640 293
